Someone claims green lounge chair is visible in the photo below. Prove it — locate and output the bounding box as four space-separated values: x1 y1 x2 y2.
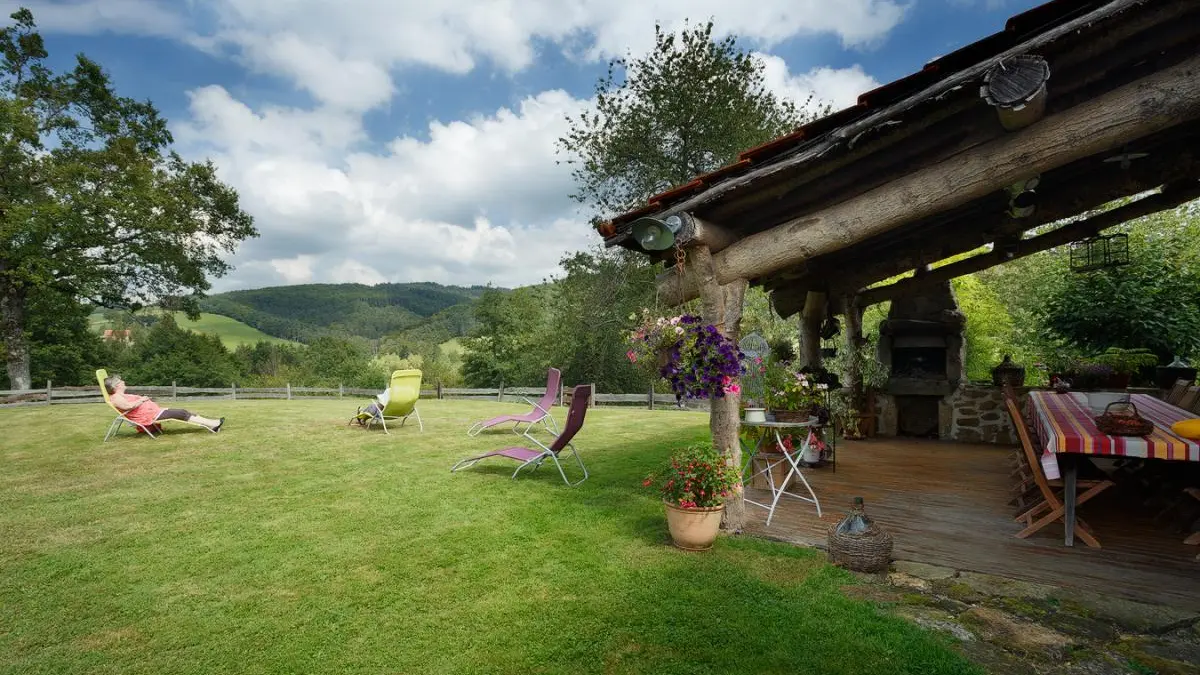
354 369 424 434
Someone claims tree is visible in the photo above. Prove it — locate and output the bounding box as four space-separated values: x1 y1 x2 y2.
0 8 256 389
0 287 102 387
557 19 821 218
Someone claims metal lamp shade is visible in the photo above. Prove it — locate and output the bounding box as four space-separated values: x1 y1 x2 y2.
630 216 683 251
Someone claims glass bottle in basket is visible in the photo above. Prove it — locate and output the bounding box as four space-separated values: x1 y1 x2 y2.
834 496 872 535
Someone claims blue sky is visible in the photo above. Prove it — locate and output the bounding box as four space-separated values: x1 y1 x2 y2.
12 0 1043 290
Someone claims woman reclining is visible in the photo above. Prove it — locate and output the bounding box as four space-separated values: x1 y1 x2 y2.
104 374 225 433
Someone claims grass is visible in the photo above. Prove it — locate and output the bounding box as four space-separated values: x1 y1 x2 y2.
0 400 978 675
89 311 297 350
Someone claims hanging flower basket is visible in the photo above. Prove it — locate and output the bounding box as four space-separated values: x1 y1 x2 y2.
627 310 743 401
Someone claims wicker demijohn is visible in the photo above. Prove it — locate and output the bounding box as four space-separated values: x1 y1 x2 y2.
827 497 893 573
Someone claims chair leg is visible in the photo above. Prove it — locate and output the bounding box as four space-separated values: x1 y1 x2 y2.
414 408 423 432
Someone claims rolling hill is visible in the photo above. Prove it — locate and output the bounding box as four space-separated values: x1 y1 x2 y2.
90 311 299 350
197 282 496 343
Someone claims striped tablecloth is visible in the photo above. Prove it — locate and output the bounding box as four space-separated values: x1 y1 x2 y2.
1027 392 1200 476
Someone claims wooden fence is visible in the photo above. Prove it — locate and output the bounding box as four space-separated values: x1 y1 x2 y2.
0 380 701 411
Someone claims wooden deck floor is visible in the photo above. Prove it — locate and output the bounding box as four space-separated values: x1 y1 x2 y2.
742 438 1200 610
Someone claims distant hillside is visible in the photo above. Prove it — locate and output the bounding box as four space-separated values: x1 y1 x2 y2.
199 282 495 343
91 311 298 351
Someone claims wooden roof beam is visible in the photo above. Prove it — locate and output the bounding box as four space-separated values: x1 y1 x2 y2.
696 52 1200 289
854 179 1200 306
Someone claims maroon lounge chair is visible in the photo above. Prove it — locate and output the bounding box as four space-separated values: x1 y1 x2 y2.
466 367 561 437
452 385 591 486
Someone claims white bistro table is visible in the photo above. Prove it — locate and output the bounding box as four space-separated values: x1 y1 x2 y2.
741 418 822 526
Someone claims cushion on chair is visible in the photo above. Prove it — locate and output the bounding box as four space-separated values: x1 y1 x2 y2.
1169 418 1200 440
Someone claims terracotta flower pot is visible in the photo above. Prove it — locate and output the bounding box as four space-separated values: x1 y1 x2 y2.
663 501 724 551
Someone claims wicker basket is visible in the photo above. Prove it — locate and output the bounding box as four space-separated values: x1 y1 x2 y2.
827 522 893 573
1094 401 1154 437
771 409 813 424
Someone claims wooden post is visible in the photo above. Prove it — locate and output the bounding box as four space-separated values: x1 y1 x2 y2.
46 380 52 406
648 382 655 410
231 383 237 401
590 383 597 408
286 383 292 400
689 246 749 532
172 380 177 401
843 296 865 418
798 291 827 369
339 384 344 398
498 381 505 402
559 382 565 408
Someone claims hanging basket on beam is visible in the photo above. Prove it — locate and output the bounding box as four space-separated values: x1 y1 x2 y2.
1069 233 1130 273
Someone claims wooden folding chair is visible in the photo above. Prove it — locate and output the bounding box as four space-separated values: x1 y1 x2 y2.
1177 386 1200 412
1164 379 1191 406
1005 398 1115 547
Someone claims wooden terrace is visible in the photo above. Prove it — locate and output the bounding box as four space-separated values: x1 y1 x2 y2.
742 438 1200 610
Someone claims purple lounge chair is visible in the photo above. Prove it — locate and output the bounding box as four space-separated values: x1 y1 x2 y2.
466 367 561 437
452 385 591 486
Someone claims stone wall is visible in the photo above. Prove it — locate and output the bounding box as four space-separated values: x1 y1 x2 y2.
945 385 1027 445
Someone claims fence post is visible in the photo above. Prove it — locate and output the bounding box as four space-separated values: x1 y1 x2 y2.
648 383 655 410
46 380 52 406
559 382 565 407
437 381 443 399
498 381 504 402
231 383 237 401
286 383 292 400
591 383 597 408
339 384 344 399
172 380 177 401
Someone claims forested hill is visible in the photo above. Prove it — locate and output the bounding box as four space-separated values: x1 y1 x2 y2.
198 282 495 343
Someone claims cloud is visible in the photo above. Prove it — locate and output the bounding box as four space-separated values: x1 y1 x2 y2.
757 56 881 111
188 54 881 291
0 0 185 37
14 2 894 291
18 0 906 113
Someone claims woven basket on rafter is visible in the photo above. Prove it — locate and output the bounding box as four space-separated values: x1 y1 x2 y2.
827 522 894 573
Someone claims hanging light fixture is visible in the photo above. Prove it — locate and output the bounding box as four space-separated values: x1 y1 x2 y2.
629 214 686 251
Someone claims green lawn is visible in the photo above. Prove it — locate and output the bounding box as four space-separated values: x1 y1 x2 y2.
0 400 976 675
90 311 297 350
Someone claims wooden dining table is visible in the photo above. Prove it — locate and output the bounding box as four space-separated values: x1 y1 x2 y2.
1026 391 1200 546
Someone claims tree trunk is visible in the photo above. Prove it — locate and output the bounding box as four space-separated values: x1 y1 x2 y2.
689 246 749 532
843 297 865 409
798 291 826 369
0 278 31 391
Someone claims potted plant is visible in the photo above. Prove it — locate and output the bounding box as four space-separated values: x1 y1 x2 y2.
627 310 742 402
644 444 740 551
1092 347 1158 389
764 363 829 424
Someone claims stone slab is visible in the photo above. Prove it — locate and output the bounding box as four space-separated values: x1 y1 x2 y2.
960 606 1076 660
892 560 957 582
957 571 1056 600
1062 590 1200 634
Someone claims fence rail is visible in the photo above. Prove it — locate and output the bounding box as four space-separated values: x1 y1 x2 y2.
0 380 701 411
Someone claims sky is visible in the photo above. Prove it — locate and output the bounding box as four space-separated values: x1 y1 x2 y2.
12 0 1044 292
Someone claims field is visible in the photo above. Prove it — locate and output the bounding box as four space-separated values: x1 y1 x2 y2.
0 400 975 675
90 311 298 350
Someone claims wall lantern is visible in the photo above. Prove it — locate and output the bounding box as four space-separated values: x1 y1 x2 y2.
1006 175 1040 218
629 213 687 251
981 54 1050 131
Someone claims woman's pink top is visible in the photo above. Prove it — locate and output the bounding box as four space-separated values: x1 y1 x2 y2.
123 396 163 426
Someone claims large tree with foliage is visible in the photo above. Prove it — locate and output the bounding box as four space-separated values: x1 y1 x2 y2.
0 8 255 389
557 19 820 218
